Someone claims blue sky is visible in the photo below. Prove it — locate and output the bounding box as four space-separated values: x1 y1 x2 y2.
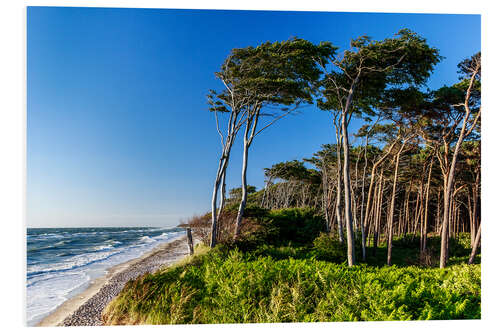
27 7 480 227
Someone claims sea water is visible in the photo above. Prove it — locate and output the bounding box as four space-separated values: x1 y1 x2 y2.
26 227 184 326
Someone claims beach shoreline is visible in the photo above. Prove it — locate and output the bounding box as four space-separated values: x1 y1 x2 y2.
36 233 193 327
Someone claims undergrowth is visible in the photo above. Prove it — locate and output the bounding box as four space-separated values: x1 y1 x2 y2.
103 246 480 324
102 208 481 325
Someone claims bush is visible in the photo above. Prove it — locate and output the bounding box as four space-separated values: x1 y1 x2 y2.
266 207 326 245
392 234 421 249
311 233 346 263
449 233 473 257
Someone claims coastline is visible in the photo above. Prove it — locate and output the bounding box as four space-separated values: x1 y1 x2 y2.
36 233 193 327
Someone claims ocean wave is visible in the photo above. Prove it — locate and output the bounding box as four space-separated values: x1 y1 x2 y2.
153 232 175 240
139 236 156 243
28 240 71 253
27 272 91 325
26 229 183 326
27 249 123 276
90 244 113 251
30 233 66 241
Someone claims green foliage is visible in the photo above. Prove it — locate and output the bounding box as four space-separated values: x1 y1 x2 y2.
212 206 325 251
392 234 421 249
311 233 347 263
449 233 475 257
103 245 480 325
209 38 336 115
266 208 325 245
229 186 257 201
318 29 441 117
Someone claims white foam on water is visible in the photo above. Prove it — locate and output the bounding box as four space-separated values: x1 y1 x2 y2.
27 249 122 275
140 235 156 243
27 271 90 326
26 229 183 326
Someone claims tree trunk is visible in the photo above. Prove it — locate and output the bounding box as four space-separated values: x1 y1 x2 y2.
387 143 406 266
468 224 481 264
234 140 250 239
440 178 451 268
334 126 344 244
234 110 259 239
373 171 384 257
360 136 369 242
422 157 433 252
439 67 480 269
362 140 399 260
341 112 355 266
405 179 412 236
210 155 229 248
218 169 227 220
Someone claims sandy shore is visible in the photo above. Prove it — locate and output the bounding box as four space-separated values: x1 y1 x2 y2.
37 235 195 327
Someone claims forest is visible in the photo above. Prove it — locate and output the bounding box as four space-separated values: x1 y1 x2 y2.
103 29 481 324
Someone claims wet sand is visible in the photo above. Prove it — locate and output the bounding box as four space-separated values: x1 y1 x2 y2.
37 235 195 326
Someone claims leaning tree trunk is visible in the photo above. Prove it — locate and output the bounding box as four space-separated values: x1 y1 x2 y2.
387 143 406 266
360 135 369 243
341 111 355 266
468 224 481 264
422 157 434 252
373 171 384 257
471 171 480 246
218 169 227 221
234 112 258 239
210 154 230 247
440 66 480 269
234 139 250 239
362 140 399 261
209 109 240 248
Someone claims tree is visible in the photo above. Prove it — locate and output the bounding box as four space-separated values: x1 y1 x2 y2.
358 123 399 260
307 144 344 236
262 160 321 210
207 56 253 247
315 29 441 266
419 53 481 268
229 186 257 202
228 38 335 239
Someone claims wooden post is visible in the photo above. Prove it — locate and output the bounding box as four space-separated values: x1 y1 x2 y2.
186 227 194 256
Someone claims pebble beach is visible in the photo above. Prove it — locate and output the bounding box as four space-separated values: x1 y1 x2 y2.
37 236 193 326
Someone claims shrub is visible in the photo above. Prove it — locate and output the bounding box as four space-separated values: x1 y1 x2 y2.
392 234 421 249
179 213 211 245
181 205 270 246
266 207 325 245
449 233 473 257
311 233 346 263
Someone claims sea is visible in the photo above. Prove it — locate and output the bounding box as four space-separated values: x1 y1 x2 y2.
26 226 184 326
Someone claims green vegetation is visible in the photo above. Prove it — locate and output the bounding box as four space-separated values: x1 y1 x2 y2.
103 30 481 325
103 208 480 324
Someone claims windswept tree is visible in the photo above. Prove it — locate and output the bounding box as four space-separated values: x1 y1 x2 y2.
228 39 335 239
207 59 253 247
306 144 344 239
419 53 481 268
262 160 321 210
314 29 441 266
357 123 400 260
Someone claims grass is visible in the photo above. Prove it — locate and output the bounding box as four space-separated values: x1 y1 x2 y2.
102 208 480 325
103 242 480 324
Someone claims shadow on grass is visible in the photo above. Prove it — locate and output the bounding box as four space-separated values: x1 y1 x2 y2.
238 233 479 268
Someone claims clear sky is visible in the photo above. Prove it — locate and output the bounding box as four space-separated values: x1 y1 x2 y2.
27 7 480 228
